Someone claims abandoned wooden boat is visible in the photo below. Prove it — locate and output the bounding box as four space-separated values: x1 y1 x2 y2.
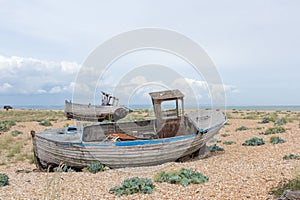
64 91 130 122
32 89 226 169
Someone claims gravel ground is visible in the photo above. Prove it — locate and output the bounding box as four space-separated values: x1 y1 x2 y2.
0 111 299 199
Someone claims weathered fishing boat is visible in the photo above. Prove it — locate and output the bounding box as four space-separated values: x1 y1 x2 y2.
64 91 130 122
32 89 226 169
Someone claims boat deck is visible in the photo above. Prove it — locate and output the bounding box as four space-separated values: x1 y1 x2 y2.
186 109 226 132
36 128 82 143
36 110 226 143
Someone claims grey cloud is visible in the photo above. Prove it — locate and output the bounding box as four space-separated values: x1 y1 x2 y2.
0 54 79 95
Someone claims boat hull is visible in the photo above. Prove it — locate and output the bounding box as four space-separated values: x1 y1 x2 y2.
32 109 226 169
64 100 129 122
32 124 223 169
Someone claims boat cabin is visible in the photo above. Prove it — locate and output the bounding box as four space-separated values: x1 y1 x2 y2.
81 89 193 142
149 89 184 119
101 91 119 106
149 89 185 138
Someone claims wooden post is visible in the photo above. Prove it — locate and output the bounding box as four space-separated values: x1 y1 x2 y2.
181 98 184 116
176 99 179 117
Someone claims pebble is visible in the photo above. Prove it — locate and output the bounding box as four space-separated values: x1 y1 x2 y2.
0 113 299 199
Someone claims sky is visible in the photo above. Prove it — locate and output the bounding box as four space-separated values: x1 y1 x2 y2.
0 0 300 107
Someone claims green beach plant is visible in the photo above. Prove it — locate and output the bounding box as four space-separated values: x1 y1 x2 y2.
0 110 64 123
154 168 208 186
270 136 286 144
223 141 235 145
109 177 155 196
259 126 286 135
283 154 300 160
0 134 31 163
39 120 52 126
11 130 23 136
0 120 16 132
0 135 14 150
6 144 21 158
87 161 107 173
15 153 29 162
226 113 233 119
275 118 287 126
269 169 300 198
242 137 265 146
209 138 221 143
220 133 230 137
207 144 224 152
235 126 248 131
243 114 259 120
28 154 35 164
0 173 9 187
259 116 276 124
53 164 76 172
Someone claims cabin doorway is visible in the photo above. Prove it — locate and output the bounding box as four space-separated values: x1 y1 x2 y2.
149 89 185 138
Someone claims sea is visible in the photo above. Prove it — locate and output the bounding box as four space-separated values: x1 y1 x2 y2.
8 104 300 111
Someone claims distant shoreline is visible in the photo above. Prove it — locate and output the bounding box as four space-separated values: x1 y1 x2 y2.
2 104 300 111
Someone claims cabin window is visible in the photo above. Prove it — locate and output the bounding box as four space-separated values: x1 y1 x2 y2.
66 126 77 134
67 127 77 131
160 99 182 119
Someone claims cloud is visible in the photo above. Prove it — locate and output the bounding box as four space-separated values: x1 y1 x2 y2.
182 78 239 95
182 78 208 90
49 86 62 94
0 82 13 93
0 54 79 95
223 84 240 94
172 77 238 106
129 76 147 85
37 89 47 94
61 61 81 74
49 82 76 94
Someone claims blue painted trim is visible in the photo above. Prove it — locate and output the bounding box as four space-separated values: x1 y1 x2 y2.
63 134 198 147
199 121 226 134
115 134 197 146
38 119 227 148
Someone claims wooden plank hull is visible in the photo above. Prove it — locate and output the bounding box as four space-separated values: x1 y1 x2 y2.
32 110 226 169
64 100 129 122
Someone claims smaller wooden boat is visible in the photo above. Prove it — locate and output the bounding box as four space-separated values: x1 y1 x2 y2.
32 89 226 169
64 91 131 122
